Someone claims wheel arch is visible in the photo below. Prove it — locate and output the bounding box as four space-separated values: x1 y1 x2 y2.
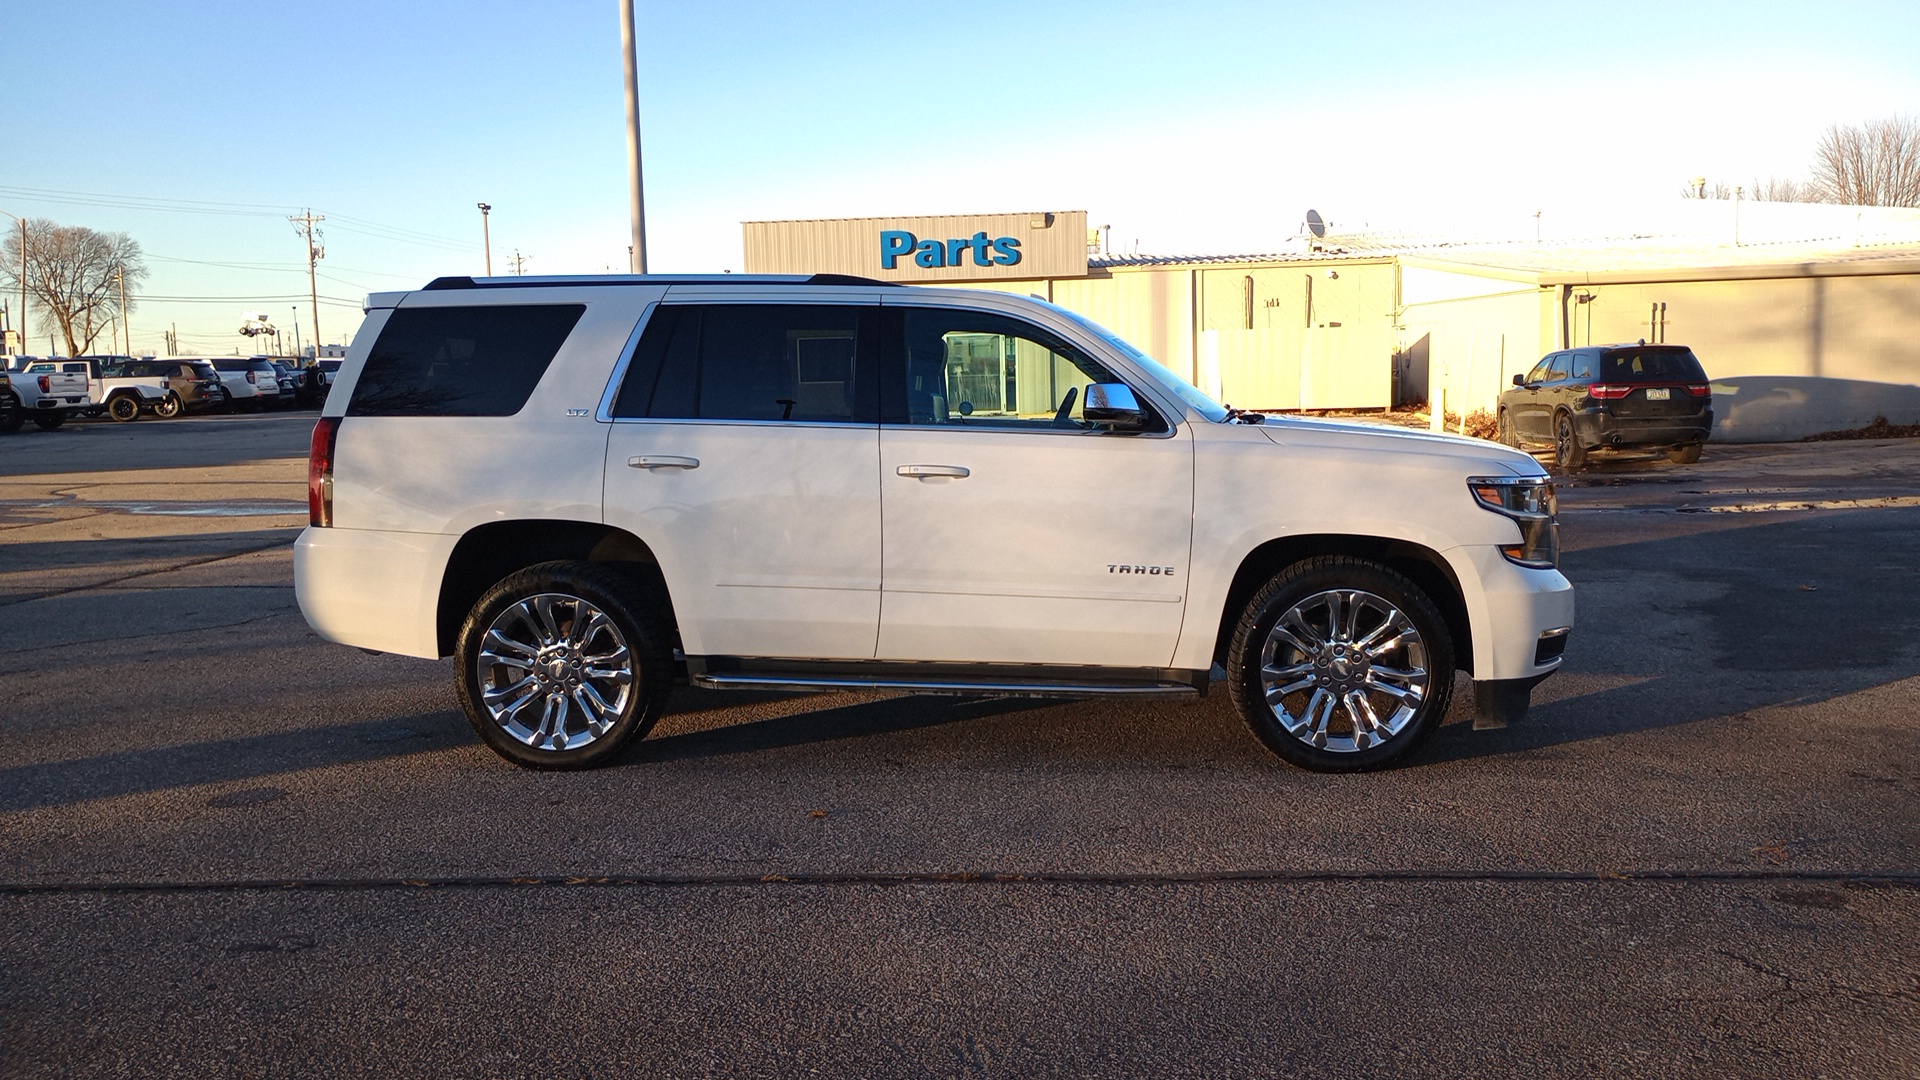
1211 533 1474 676
436 519 675 657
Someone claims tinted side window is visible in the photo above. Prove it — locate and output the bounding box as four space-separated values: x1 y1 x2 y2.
1547 353 1573 381
1524 356 1554 383
1571 352 1597 380
893 307 1141 430
611 304 871 423
349 304 584 417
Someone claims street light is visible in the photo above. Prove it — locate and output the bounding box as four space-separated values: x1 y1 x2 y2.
477 202 493 276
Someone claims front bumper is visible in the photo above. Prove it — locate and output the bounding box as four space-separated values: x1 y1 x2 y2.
1449 544 1575 683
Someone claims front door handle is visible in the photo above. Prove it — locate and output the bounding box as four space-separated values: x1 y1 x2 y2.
896 464 970 479
628 456 700 470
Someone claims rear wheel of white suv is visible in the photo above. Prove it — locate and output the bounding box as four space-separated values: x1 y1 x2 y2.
454 561 673 769
1227 557 1455 772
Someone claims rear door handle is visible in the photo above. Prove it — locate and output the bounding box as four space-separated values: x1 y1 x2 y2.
628 456 699 470
896 464 970 479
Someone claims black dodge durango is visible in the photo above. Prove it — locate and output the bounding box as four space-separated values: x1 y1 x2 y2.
1498 344 1713 468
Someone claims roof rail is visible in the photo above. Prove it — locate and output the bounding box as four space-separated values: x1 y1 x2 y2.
419 273 901 291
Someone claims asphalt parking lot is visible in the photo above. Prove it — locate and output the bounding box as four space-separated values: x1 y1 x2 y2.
2 413 1916 1079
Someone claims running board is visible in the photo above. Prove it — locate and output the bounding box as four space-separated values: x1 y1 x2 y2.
691 673 1202 700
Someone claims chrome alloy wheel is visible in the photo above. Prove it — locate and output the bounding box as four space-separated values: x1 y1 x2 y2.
1258 589 1430 753
476 592 634 751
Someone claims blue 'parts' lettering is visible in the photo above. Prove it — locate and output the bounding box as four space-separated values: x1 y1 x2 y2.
879 230 915 270
878 229 1024 271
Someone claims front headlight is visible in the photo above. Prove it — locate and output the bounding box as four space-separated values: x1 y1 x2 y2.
1468 476 1558 569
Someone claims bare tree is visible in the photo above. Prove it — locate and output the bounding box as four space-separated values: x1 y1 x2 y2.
1811 115 1920 207
1748 176 1813 202
0 219 147 357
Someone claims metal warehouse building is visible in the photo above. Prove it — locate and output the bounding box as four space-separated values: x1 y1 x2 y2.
744 206 1920 440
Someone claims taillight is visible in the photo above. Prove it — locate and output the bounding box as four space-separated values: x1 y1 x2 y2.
308 417 341 527
1586 384 1635 399
1685 383 1711 397
38 375 51 392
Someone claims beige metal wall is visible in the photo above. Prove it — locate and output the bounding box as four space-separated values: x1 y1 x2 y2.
1193 261 1396 410
1401 287 1554 419
1567 271 1920 439
744 211 1088 283
1400 260 1920 439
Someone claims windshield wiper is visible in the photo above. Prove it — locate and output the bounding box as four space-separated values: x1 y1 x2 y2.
1222 403 1266 424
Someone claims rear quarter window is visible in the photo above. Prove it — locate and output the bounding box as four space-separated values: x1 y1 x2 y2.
348 304 585 417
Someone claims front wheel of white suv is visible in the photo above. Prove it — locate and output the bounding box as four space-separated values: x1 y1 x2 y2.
1226 557 1456 772
454 561 673 769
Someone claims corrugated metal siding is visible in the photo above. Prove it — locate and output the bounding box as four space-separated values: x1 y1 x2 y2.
744 212 1088 283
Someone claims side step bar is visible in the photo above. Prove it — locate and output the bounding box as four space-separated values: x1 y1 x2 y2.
691 673 1202 700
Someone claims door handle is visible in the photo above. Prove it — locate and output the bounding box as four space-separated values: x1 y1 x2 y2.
628 456 699 470
896 464 970 479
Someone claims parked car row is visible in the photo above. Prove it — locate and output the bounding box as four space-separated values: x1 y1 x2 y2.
0 354 337 430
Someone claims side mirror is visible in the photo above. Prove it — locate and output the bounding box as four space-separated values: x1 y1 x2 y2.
1512 373 1526 386
1083 383 1150 431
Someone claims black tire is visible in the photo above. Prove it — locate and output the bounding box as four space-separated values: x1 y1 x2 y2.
154 392 183 419
0 391 21 433
107 394 140 422
33 412 66 430
1554 411 1586 470
1226 556 1456 773
1668 444 1702 465
1496 408 1518 447
216 386 234 414
454 560 673 769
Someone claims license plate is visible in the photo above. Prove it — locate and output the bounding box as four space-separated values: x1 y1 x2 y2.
1645 388 1670 401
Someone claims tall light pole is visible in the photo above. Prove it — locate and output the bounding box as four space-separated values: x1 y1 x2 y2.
620 0 648 273
477 202 493 276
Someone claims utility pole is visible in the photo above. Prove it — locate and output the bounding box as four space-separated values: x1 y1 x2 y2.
291 305 302 358
14 217 25 356
477 203 493 276
116 267 130 356
619 0 648 273
290 209 325 355
509 249 530 276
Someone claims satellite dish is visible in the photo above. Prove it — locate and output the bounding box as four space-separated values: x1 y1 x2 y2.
1305 210 1327 239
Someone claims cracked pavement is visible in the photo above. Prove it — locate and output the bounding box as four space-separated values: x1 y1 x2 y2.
1 414 1916 1078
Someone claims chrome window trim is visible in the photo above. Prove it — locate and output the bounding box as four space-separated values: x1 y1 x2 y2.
595 301 659 423
605 417 878 431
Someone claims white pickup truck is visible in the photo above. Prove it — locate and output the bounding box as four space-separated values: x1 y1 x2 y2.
18 358 172 427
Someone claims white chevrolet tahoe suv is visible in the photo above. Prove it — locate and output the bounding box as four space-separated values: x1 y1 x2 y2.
295 275 1573 772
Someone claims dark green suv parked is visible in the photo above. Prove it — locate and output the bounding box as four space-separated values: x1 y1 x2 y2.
100 359 227 417
1498 344 1713 468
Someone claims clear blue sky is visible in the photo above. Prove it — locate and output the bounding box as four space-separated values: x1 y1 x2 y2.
4 0 1916 355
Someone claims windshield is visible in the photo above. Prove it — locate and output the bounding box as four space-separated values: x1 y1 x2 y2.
1039 300 1231 422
